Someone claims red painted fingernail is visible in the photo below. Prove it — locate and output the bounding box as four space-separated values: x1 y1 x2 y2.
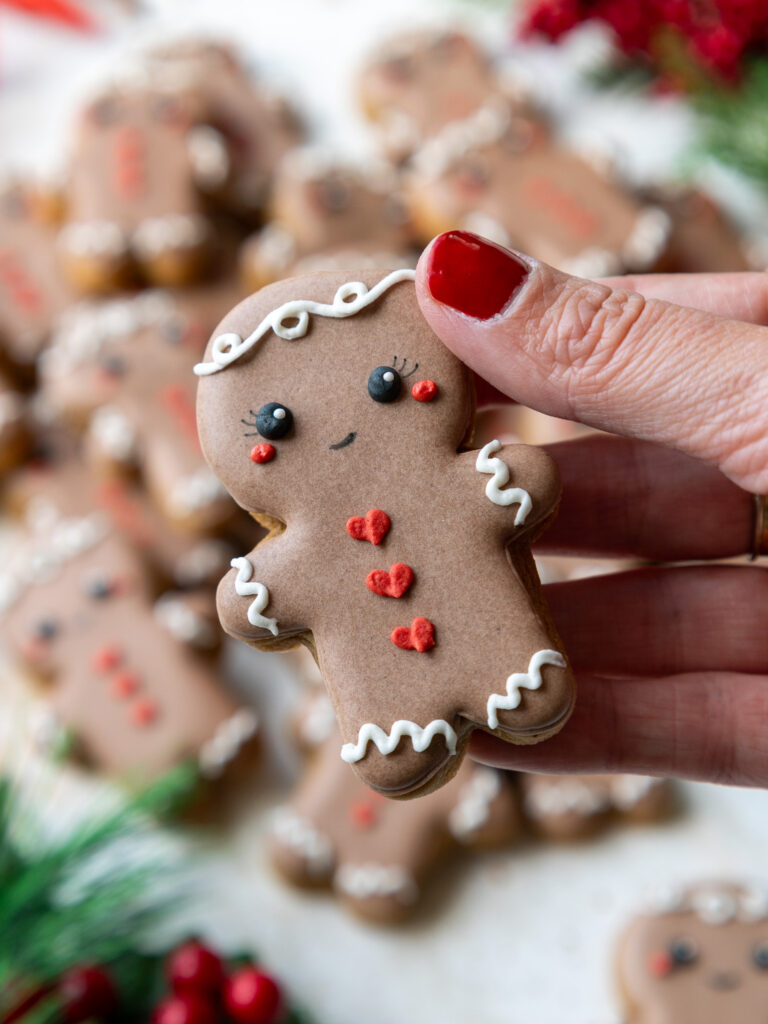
426 230 530 320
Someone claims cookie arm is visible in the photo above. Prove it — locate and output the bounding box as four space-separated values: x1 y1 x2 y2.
216 535 311 647
458 440 561 539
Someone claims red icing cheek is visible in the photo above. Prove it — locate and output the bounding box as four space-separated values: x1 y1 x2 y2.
411 380 438 402
250 444 276 464
647 951 673 978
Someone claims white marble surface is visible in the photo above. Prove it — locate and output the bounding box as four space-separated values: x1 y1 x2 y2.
2 3 768 1023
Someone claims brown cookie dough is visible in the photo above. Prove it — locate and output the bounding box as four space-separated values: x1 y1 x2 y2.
239 154 415 291
358 29 522 164
405 112 671 276
520 772 675 840
58 87 226 292
617 882 768 1023
0 182 75 381
195 269 575 798
646 186 754 273
141 39 303 218
270 713 521 923
0 372 30 475
0 507 257 783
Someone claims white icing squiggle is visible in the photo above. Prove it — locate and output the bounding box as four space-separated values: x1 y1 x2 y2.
334 863 418 905
194 268 416 376
271 809 334 877
524 778 610 819
475 440 533 524
340 719 457 765
487 648 566 730
198 708 258 778
449 768 501 840
230 557 278 636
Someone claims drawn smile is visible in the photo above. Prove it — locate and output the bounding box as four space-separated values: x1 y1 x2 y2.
329 432 356 450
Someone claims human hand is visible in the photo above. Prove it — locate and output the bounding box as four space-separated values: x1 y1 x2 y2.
415 230 768 786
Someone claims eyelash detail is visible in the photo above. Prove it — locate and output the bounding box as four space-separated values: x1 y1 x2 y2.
241 410 260 437
392 356 419 378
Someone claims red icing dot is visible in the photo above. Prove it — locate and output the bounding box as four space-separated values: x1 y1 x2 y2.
647 951 673 978
349 800 378 829
90 645 123 673
391 617 436 653
130 698 159 727
411 379 438 402
250 443 276 464
111 671 141 699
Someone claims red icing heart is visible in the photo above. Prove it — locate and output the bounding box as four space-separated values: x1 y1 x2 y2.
366 563 414 598
346 509 390 545
391 617 436 653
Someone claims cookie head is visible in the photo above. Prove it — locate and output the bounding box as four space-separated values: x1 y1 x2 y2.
618 884 768 1023
196 270 473 520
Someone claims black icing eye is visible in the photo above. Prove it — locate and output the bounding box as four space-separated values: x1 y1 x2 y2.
255 402 293 440
668 937 699 967
382 56 414 82
84 575 114 600
100 355 126 377
161 320 185 346
368 366 402 403
752 941 768 970
90 97 119 126
317 179 350 214
33 618 58 641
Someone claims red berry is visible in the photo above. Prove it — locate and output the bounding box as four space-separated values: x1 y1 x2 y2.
168 940 225 997
224 968 283 1024
58 965 118 1023
152 994 218 1024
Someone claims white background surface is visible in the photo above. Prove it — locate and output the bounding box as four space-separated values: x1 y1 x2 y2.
2 3 768 1022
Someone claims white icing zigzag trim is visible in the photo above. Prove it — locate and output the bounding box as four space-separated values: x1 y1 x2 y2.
230 556 278 636
340 719 457 765
487 649 566 730
475 439 532 525
194 268 416 376
334 863 418 905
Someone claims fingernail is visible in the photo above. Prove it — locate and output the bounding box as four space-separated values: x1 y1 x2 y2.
426 230 530 320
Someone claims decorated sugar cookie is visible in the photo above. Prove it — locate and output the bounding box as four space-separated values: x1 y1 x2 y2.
521 772 675 840
270 709 520 923
618 882 768 1024
195 269 575 797
405 111 670 277
59 86 228 292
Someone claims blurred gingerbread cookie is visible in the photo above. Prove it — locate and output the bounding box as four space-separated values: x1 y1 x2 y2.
58 86 229 292
646 186 754 273
358 29 527 164
40 290 240 535
270 716 520 923
240 153 415 291
406 111 670 276
142 39 303 218
0 505 257 783
520 772 675 840
195 269 575 798
0 182 75 382
617 882 768 1023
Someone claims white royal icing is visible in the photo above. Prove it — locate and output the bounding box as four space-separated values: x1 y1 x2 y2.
132 213 208 256
475 439 533 525
448 767 501 841
524 777 610 819
271 808 334 877
154 594 217 650
647 885 768 926
487 648 566 730
230 556 278 636
340 719 457 765
88 404 138 462
198 708 258 779
194 268 416 376
168 468 227 515
609 774 662 811
334 863 418 905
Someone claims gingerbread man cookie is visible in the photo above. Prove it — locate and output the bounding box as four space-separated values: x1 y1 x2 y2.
405 111 670 277
0 502 257 782
141 40 303 218
0 182 75 381
59 86 228 293
520 772 675 840
40 291 239 535
270 713 520 923
195 269 575 797
239 153 415 291
617 882 768 1024
358 29 517 164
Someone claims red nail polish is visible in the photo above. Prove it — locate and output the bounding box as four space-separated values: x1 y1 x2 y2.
426 230 529 320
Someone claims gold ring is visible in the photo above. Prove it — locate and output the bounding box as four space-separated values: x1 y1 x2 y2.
750 494 768 560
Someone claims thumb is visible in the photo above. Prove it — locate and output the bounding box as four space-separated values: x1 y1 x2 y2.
416 231 768 493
